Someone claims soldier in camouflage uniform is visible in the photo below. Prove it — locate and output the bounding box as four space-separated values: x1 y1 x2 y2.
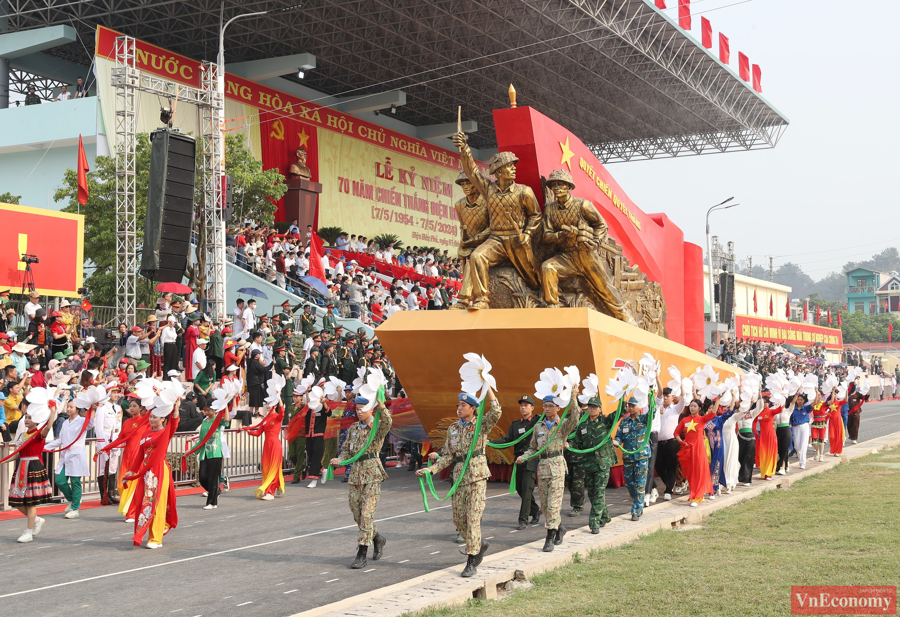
518 388 583 552
419 388 501 578
614 396 651 521
541 169 634 325
331 396 393 569
450 171 490 309
565 448 585 517
568 396 618 532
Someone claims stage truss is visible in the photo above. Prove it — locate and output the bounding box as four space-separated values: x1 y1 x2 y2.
112 35 224 324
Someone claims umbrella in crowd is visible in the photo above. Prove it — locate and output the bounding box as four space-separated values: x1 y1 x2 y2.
154 282 193 295
237 287 268 299
300 276 330 298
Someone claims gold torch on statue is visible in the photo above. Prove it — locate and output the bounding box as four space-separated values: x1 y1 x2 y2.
450 96 666 337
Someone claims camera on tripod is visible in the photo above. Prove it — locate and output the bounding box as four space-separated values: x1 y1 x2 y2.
20 254 39 265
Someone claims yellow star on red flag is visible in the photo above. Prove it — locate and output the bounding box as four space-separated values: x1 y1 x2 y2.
685 419 698 432
558 136 574 171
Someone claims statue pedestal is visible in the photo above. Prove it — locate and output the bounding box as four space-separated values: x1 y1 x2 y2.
284 178 322 229
376 307 737 437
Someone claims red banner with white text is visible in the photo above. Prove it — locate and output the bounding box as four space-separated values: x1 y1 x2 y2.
735 315 843 350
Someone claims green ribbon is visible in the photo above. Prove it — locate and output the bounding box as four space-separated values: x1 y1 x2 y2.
617 389 657 455
324 385 386 482
565 398 625 454
486 413 545 449
418 398 487 513
508 399 574 495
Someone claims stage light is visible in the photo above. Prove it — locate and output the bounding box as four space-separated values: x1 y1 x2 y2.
390 104 396 114
297 70 305 79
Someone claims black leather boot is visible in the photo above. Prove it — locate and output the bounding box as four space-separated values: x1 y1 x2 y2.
542 529 556 552
461 554 477 578
472 541 490 567
350 545 368 569
372 533 386 560
98 474 108 506
554 525 567 545
107 475 120 505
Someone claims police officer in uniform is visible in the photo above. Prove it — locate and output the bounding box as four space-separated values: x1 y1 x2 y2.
489 394 540 529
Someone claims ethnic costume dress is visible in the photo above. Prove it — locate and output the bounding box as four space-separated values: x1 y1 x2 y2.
811 402 829 446
755 406 780 479
246 408 286 499
706 409 735 492
127 415 179 546
337 403 393 546
428 399 502 555
521 399 584 531
675 411 716 503
8 431 52 507
99 413 150 517
828 399 846 455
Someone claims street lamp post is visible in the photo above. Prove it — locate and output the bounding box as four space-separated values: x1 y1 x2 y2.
706 197 738 323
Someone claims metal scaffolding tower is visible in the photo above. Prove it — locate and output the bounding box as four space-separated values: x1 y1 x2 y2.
112 35 224 324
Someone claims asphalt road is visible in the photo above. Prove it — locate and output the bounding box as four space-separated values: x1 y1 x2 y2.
2 400 898 617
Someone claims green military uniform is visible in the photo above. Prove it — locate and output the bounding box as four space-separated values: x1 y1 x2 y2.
568 400 618 530
427 398 502 556
338 345 358 383
288 407 308 482
322 311 337 335
616 410 651 518
319 348 339 379
565 448 584 515
521 398 584 533
337 403 393 546
300 310 317 336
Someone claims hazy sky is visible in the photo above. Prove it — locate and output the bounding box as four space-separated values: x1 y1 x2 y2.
609 0 900 281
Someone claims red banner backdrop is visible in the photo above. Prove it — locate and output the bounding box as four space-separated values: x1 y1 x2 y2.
259 114 319 222
735 315 843 350
0 204 84 297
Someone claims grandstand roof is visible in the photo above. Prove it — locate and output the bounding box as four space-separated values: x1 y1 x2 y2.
7 0 789 162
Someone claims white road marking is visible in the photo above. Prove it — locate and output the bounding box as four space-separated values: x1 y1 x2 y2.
275 582 285 586
398 559 409 563
236 601 252 606
326 578 339 583
171 610 183 613
284 589 298 594
364 568 376 572
319 572 329 575
509 530 517 533
0 494 512 599
429 551 440 555
485 537 493 540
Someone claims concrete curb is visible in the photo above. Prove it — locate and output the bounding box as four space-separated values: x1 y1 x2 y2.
292 431 900 617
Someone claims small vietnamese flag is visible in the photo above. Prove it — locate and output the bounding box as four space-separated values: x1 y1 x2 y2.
816 305 821 323
753 289 757 313
769 295 773 317
803 301 808 322
890 322 894 342
827 309 832 326
837 312 842 327
80 299 92 312
785 298 790 319
77 134 90 205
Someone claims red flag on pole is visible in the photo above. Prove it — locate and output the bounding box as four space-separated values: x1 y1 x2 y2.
80 299 92 312
803 301 808 322
701 17 712 49
785 298 790 319
307 231 327 283
827 309 832 325
753 289 757 313
655 0 666 8
678 0 691 30
752 64 763 93
769 295 773 317
739 52 750 81
815 305 821 323
719 33 730 64
77 134 90 205
889 322 893 342
837 312 842 327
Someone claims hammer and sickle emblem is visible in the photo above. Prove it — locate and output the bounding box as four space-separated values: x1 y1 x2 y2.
270 119 285 141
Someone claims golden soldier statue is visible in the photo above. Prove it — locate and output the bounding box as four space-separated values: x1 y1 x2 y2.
451 132 542 310
541 170 635 324
452 171 490 309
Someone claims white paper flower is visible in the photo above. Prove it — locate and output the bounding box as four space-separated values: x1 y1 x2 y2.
459 353 497 402
25 387 52 424
846 367 858 382
294 374 315 397
265 374 286 408
209 387 232 412
324 376 347 402
563 365 581 390
135 378 163 409
667 366 683 397
605 368 637 402
307 385 325 412
820 373 839 396
535 367 571 408
631 376 651 408
800 374 818 399
693 365 720 400
358 368 388 411
352 367 368 394
836 380 849 401
639 353 659 383
858 376 871 395
682 377 693 400
578 373 599 404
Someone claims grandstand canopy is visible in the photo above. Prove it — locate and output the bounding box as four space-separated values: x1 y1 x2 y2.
7 0 789 162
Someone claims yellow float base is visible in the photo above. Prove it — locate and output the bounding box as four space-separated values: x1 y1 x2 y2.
376 308 738 437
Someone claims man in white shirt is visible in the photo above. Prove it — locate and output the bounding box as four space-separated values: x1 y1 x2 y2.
655 386 686 501
242 299 257 334
56 85 72 101
160 317 179 376
23 292 42 328
193 338 209 376
321 251 332 274
232 299 246 339
335 258 345 277
125 326 147 361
